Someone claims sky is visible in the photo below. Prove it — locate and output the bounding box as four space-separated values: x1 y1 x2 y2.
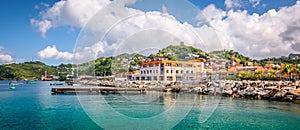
0 0 299 65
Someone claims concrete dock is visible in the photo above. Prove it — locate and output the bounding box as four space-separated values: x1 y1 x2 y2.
51 87 146 94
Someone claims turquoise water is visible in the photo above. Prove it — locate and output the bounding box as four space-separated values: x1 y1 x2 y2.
0 81 299 129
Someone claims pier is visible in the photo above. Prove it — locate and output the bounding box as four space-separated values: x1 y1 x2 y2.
51 87 146 94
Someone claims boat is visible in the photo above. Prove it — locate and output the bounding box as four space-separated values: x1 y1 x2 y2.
50 82 64 86
9 81 16 89
27 81 38 84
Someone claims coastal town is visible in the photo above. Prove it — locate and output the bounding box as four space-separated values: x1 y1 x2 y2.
68 46 300 104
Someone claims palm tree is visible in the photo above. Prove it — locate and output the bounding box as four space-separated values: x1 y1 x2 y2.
281 64 294 80
238 71 251 80
254 70 264 80
268 69 277 80
296 64 300 80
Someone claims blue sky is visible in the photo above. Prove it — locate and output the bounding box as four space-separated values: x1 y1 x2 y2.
0 0 79 65
0 0 299 65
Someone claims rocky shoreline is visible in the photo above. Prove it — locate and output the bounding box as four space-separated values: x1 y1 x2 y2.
76 79 300 103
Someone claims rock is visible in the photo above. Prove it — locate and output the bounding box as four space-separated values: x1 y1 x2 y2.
222 90 233 97
282 95 293 102
231 93 240 98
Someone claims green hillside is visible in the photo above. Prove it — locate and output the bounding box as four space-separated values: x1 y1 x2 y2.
208 50 253 65
151 45 208 60
0 61 72 80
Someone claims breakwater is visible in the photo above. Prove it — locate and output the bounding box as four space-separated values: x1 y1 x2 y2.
76 79 300 103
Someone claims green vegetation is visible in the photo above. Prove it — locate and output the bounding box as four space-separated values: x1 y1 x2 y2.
237 70 280 81
154 45 208 60
1 45 300 81
259 57 300 66
0 61 72 80
208 50 252 65
56 64 73 81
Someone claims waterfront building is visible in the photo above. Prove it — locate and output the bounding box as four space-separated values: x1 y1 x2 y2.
132 58 205 82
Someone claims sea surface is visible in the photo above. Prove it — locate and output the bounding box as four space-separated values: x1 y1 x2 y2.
0 81 299 129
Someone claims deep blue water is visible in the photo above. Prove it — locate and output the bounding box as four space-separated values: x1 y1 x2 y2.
0 81 299 129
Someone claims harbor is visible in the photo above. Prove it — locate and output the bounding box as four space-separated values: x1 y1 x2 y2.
1 80 299 129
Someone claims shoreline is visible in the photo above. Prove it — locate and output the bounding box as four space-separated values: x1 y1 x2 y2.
75 79 300 103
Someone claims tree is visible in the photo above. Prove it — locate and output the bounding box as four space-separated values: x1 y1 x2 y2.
281 64 294 80
238 71 251 80
296 64 300 80
254 70 264 80
268 69 278 80
0 66 15 80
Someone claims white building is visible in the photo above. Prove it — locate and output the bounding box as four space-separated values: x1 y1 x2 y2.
132 59 205 82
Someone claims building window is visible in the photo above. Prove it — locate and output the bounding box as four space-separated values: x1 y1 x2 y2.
150 70 152 73
166 70 169 73
171 70 173 73
186 70 189 74
166 63 172 66
167 76 173 81
181 70 183 74
176 70 179 74
149 64 153 67
176 64 182 67
143 64 147 68
187 64 192 67
160 76 164 81
156 70 158 73
155 63 159 66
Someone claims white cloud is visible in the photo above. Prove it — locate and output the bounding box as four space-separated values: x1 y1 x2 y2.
37 45 74 61
0 54 13 64
224 0 242 9
200 1 300 59
30 19 52 38
198 4 226 22
0 46 14 64
33 0 300 61
249 0 261 7
31 0 139 37
31 0 111 37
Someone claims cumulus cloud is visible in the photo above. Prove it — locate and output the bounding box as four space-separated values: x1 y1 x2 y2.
33 0 300 61
31 0 112 37
201 1 300 59
0 54 13 64
0 46 14 64
31 0 139 37
37 45 73 61
76 11 207 60
197 4 226 22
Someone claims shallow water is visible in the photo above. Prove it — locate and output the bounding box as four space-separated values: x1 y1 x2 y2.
0 81 299 129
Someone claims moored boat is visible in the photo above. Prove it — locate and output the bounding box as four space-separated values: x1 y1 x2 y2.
50 82 64 86
9 81 16 89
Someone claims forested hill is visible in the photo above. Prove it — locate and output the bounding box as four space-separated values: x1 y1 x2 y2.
208 50 253 65
0 61 72 80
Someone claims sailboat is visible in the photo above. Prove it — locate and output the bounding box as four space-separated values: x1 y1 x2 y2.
9 81 16 89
